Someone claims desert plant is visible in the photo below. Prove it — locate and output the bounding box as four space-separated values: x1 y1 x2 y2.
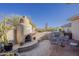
10 16 20 27
0 17 13 45
0 17 15 52
29 18 37 29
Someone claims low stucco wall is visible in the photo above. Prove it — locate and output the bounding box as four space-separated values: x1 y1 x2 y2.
7 30 14 42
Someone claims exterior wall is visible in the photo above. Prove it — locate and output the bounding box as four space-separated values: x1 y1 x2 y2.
71 19 79 41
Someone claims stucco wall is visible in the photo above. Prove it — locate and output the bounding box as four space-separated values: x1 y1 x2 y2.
71 20 79 41
6 30 14 42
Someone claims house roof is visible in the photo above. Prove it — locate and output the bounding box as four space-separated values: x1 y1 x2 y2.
69 16 79 21
61 23 71 27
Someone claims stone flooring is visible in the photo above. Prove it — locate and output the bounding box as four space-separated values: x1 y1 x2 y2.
20 40 79 56
50 44 79 56
20 40 51 56
19 32 79 56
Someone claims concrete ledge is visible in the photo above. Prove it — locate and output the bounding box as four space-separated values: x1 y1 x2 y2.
0 35 40 55
17 40 38 53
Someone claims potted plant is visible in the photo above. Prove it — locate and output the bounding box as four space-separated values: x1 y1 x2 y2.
0 17 13 51
3 33 13 51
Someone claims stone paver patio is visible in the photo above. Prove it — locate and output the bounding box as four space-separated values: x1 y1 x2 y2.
20 40 51 56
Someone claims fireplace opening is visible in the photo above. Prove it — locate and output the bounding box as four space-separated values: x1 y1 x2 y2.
25 35 32 42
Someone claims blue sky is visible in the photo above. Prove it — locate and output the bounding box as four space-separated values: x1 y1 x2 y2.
0 3 79 28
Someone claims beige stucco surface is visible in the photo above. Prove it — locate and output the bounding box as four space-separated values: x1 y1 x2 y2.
6 16 34 44
71 19 79 41
7 30 14 41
